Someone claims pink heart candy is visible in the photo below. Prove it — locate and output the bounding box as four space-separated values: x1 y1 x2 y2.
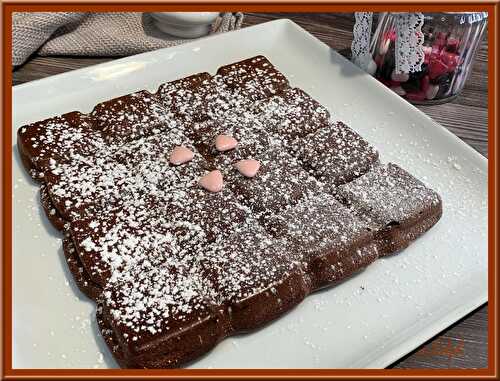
429 59 448 79
235 159 261 178
391 70 409 83
215 135 238 151
199 170 223 192
169 146 194 165
425 84 439 100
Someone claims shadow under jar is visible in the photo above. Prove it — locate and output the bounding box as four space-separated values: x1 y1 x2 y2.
371 12 488 105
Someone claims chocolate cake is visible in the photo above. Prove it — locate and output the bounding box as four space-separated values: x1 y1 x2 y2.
17 55 442 368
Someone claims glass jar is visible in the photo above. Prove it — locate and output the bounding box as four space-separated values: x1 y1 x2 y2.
370 12 488 104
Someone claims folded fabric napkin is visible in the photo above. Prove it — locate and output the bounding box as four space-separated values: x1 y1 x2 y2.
12 12 244 66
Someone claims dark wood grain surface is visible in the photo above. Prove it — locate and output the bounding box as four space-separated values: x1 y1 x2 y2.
12 12 488 369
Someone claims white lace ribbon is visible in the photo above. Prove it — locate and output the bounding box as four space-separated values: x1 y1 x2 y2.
351 12 425 74
395 12 425 73
351 12 373 71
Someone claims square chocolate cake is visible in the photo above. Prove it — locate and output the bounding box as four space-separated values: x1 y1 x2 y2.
17 55 442 368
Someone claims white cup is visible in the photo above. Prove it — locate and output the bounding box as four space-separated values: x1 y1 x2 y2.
150 12 221 39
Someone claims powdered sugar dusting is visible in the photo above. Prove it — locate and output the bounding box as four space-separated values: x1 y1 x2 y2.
17 55 442 366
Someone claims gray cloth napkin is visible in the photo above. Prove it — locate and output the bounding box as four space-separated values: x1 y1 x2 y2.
12 12 244 66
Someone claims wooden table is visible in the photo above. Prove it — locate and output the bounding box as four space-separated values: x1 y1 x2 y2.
12 12 488 369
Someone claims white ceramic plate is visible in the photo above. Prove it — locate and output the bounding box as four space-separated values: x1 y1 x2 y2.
12 19 488 369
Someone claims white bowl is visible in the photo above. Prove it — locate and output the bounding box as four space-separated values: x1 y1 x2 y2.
150 12 220 39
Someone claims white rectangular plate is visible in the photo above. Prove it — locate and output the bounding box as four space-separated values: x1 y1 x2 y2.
12 19 488 369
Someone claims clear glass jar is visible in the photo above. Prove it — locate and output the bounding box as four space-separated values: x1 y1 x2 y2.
370 12 488 104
